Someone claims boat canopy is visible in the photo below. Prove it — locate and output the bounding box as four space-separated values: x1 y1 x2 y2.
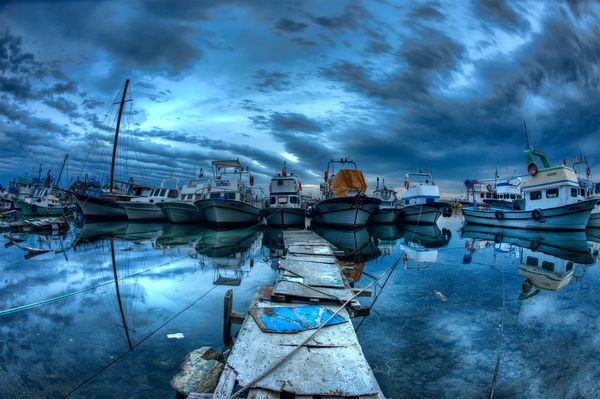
212 160 242 169
329 169 367 197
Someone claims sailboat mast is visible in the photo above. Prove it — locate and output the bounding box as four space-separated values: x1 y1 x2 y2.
109 79 130 193
110 239 133 350
54 154 68 189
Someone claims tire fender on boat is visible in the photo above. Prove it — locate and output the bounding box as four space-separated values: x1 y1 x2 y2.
530 240 540 251
486 184 493 192
532 209 542 221
495 210 504 220
31 204 38 213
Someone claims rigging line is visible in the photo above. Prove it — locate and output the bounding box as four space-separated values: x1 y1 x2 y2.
488 258 506 399
0 255 189 317
354 254 401 332
230 255 403 399
63 284 219 398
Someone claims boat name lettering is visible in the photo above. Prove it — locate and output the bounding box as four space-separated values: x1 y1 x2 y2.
546 172 557 177
215 180 231 187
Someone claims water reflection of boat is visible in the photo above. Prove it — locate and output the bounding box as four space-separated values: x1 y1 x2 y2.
518 249 575 298
461 225 595 264
75 221 129 244
154 224 207 248
262 226 286 258
122 222 167 242
367 224 404 241
195 224 262 286
311 225 380 261
403 224 451 248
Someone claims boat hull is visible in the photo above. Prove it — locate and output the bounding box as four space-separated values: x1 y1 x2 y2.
73 193 126 220
310 196 381 228
120 202 168 221
587 207 600 228
368 208 400 224
195 199 262 226
263 207 305 227
17 201 72 216
462 199 598 231
156 202 204 224
401 204 442 224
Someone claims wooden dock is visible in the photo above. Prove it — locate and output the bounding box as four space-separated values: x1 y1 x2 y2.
210 229 384 399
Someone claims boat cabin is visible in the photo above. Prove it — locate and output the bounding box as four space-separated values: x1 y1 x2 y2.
178 177 210 203
401 172 440 206
268 163 302 208
203 159 255 204
521 150 584 211
372 178 397 209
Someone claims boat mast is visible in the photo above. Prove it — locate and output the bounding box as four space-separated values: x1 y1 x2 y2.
110 239 133 350
54 154 69 189
109 79 130 193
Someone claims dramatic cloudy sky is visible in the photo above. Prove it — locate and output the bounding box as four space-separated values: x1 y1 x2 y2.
1 0 599 195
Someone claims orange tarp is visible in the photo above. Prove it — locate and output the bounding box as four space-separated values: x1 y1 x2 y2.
329 169 367 197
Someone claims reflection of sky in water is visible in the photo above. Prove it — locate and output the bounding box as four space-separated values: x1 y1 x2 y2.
1 216 599 397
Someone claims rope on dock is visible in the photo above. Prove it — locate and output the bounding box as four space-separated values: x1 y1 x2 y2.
230 255 402 398
0 255 189 317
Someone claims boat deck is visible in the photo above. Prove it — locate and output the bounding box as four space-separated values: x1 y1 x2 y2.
210 229 384 398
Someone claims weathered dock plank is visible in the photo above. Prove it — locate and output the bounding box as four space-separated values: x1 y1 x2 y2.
212 229 384 398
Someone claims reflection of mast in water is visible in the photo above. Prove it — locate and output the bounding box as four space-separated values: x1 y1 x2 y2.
110 239 133 350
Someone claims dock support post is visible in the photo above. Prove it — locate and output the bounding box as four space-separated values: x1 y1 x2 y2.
223 289 233 347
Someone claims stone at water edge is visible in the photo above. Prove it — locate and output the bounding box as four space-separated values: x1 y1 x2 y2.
170 347 225 395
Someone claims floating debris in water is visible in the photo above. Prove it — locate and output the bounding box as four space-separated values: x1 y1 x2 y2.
432 290 448 302
167 333 185 339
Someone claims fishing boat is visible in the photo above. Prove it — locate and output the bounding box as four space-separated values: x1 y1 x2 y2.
570 155 600 229
71 79 147 220
118 178 180 221
308 158 380 228
399 172 450 224
263 162 305 227
194 160 263 226
17 186 75 216
156 171 209 224
368 177 401 224
462 149 598 230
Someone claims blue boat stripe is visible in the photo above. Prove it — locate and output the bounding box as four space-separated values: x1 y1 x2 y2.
522 179 579 190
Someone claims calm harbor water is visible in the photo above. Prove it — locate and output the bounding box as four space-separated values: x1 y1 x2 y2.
1 213 599 398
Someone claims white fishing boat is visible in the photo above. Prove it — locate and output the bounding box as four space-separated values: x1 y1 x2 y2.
119 178 181 221
156 172 209 224
263 162 305 227
399 172 449 224
308 158 381 228
570 155 600 229
194 160 263 226
368 177 401 224
463 149 598 230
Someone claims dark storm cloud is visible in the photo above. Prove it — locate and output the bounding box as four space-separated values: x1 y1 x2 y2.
43 97 81 118
275 18 308 33
253 70 291 92
475 0 531 33
268 112 326 134
408 3 445 21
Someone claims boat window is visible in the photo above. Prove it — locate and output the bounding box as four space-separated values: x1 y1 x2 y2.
529 191 542 200
510 194 515 199
580 188 585 196
480 193 484 198
159 189 167 197
168 190 178 198
571 188 578 197
588 190 593 197
486 193 491 198
426 198 435 204
270 196 276 204
278 197 288 204
405 199 409 205
566 262 574 272
290 196 299 204
541 261 554 272
546 188 559 198
526 256 538 267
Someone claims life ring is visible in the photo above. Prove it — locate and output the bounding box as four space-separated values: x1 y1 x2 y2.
530 240 540 251
404 180 410 189
31 204 38 213
495 210 504 220
532 209 542 221
486 184 493 192
527 162 538 176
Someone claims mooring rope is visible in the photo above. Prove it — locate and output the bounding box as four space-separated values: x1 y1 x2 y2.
0 255 189 317
63 284 219 398
488 259 506 398
230 255 402 398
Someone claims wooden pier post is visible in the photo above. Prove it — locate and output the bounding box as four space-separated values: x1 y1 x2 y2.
223 289 233 347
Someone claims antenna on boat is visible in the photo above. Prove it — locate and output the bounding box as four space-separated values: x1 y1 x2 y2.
523 120 532 150
109 79 131 193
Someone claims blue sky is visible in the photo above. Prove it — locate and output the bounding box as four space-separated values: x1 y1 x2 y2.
1 0 599 195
